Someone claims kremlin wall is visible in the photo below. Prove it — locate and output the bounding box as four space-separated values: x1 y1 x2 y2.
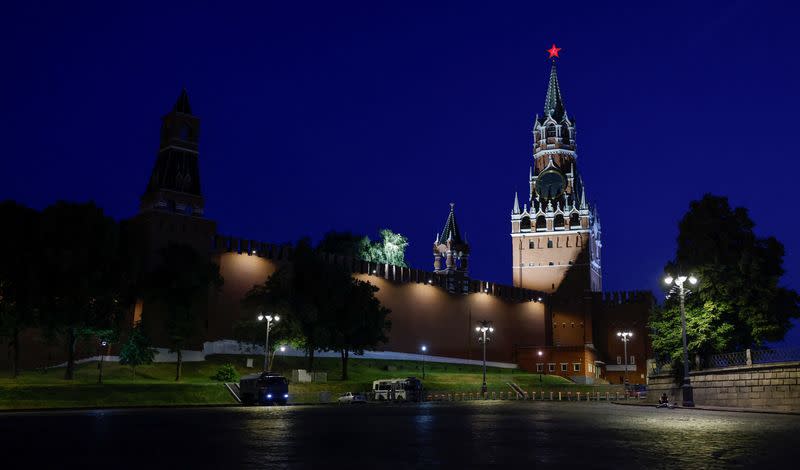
0 60 654 385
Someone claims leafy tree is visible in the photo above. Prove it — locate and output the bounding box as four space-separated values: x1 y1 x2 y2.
119 322 156 380
38 201 124 380
357 229 409 267
243 239 329 371
650 194 800 373
327 279 391 380
0 201 40 377
146 243 223 381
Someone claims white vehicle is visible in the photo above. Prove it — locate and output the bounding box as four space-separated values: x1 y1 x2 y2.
337 392 366 404
372 377 422 402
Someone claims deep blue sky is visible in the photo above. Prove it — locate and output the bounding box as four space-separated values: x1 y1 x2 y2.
2 1 798 344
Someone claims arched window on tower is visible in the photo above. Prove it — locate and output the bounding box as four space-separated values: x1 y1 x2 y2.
520 216 531 231
562 126 570 144
179 124 191 141
546 124 556 139
535 215 546 231
569 213 580 228
554 214 565 230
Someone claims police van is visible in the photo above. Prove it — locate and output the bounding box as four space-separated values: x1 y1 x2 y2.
372 377 423 402
239 372 289 405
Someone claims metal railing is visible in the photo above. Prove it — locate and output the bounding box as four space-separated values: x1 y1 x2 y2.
752 348 800 364
708 351 748 368
707 347 800 369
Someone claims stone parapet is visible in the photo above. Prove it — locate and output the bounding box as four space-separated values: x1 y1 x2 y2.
647 362 800 412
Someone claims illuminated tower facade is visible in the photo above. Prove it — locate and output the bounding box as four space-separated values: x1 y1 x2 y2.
510 54 601 293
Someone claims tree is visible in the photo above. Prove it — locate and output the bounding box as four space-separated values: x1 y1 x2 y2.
360 229 409 267
650 194 800 373
0 201 40 378
327 279 391 380
119 322 156 380
38 201 124 380
242 239 329 371
146 243 223 381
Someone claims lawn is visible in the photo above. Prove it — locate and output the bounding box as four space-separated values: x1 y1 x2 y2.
0 354 621 410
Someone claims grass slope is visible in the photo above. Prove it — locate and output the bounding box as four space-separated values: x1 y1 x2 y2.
0 355 620 410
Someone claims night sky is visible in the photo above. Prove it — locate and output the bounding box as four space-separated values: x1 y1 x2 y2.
2 2 798 344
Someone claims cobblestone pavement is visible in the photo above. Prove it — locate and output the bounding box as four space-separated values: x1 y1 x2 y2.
1 401 798 468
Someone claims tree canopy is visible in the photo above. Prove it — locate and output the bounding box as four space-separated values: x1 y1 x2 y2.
316 229 409 267
650 194 800 371
146 242 223 381
242 237 391 376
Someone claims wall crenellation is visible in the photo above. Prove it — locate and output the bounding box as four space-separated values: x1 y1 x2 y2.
211 233 548 305
597 290 653 305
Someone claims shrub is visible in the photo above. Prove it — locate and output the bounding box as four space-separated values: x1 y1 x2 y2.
212 363 239 382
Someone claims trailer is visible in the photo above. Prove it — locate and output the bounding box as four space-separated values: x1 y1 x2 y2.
372 377 423 402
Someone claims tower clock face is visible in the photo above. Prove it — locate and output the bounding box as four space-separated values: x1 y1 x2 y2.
536 170 565 199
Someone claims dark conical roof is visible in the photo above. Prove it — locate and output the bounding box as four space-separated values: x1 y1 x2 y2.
173 89 192 114
543 61 567 121
438 203 463 245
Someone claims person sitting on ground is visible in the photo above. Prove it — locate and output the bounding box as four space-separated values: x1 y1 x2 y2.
657 393 670 408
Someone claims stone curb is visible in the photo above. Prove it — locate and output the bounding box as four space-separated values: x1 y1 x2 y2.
610 400 800 416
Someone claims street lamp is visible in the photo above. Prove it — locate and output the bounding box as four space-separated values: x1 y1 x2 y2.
97 338 110 384
421 345 427 379
616 331 633 395
269 344 287 370
257 313 280 372
538 350 543 382
664 273 698 407
475 320 494 395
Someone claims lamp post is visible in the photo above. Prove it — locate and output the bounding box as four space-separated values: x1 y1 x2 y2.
475 320 494 395
538 350 543 383
664 274 698 407
270 345 286 370
257 313 280 372
98 339 110 384
421 345 427 379
616 331 632 395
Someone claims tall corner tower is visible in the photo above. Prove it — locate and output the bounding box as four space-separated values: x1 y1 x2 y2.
132 90 216 265
510 50 601 294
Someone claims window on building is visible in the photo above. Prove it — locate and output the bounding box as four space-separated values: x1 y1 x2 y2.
520 216 531 231
568 260 573 265
616 355 622 365
573 363 581 372
554 214 565 229
547 124 556 138
547 239 553 248
529 240 535 249
570 322 575 328
630 355 636 365
562 322 566 328
588 363 594 373
536 363 544 372
561 363 568 372
570 213 580 228
549 262 554 266
548 363 555 372
536 216 547 231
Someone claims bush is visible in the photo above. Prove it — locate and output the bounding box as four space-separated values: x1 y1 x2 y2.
212 363 239 382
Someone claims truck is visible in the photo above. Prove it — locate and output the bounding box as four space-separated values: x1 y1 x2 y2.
372 377 423 402
239 372 289 405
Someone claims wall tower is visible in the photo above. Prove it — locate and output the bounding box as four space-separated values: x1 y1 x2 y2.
511 56 601 293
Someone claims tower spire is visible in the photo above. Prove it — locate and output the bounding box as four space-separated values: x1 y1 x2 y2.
544 61 566 121
438 203 463 245
512 192 520 214
174 88 192 114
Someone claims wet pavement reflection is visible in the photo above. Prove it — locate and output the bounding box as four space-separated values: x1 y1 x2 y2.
1 402 798 468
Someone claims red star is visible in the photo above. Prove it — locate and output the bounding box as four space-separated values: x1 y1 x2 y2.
547 43 561 59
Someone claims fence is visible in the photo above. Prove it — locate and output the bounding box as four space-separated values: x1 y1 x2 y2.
707 347 800 369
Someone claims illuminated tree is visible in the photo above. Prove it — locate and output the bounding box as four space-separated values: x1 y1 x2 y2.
650 194 800 373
